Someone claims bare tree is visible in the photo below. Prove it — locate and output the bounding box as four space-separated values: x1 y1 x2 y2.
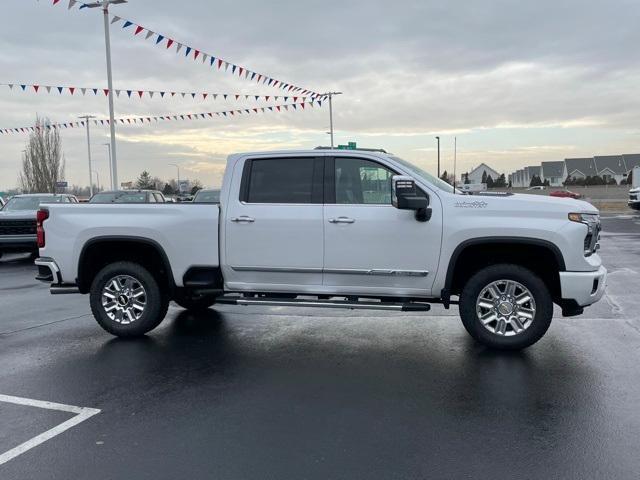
19 117 65 193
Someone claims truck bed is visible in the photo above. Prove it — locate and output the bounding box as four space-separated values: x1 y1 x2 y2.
40 203 220 287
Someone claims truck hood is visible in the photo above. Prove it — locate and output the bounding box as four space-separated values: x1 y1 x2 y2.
457 192 598 215
0 210 37 220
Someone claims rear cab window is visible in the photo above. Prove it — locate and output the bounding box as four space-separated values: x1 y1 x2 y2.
241 157 323 204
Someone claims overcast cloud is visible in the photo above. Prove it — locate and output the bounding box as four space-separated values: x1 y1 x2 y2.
1 0 639 190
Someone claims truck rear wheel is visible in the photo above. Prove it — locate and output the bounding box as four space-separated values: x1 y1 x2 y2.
459 264 553 350
89 261 169 337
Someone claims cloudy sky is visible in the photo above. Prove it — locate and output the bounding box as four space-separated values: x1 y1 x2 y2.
1 0 639 191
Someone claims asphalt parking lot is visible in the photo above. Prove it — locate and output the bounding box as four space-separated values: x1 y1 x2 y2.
1 214 640 479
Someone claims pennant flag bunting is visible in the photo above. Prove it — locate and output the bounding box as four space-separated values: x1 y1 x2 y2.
0 101 321 135
0 83 305 103
50 8 323 96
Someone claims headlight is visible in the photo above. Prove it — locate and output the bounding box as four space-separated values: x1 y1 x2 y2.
569 213 600 256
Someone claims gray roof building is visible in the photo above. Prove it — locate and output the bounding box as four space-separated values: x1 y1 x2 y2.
623 154 640 173
565 157 597 178
594 155 627 175
541 161 564 178
525 166 541 178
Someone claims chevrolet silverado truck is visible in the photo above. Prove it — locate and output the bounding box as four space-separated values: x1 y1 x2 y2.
35 149 606 350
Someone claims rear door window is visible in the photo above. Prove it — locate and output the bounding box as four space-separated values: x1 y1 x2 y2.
244 157 322 204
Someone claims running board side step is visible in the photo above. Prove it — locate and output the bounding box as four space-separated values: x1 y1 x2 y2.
217 296 431 312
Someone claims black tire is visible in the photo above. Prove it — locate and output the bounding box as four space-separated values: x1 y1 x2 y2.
173 291 217 312
459 264 553 350
630 204 640 211
89 261 169 337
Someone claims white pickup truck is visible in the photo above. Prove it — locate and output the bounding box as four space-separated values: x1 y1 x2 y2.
35 149 606 350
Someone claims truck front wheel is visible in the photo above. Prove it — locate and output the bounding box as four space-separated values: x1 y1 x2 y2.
459 264 553 350
89 261 169 337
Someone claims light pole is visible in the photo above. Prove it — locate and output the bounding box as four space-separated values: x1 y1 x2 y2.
168 163 181 194
85 0 127 191
103 143 113 189
320 92 342 148
79 115 96 196
435 136 441 179
92 170 101 191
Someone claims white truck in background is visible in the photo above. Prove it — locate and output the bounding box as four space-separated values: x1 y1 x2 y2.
628 166 640 210
35 148 606 350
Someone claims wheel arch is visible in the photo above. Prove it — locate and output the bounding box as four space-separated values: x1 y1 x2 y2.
442 237 566 306
77 236 175 294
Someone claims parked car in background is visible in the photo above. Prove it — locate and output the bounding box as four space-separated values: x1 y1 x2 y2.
193 189 221 203
550 190 582 199
89 190 166 204
628 166 640 210
527 186 545 191
0 193 77 258
175 194 194 202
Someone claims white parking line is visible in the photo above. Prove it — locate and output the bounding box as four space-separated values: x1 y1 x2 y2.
0 394 100 466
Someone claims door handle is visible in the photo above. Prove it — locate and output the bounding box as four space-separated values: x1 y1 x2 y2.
231 216 255 223
328 217 355 224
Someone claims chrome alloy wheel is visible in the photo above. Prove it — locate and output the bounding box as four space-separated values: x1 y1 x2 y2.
475 279 536 337
101 275 147 325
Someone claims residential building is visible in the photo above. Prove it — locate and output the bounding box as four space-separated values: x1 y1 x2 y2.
541 161 564 186
564 158 597 181
466 163 501 184
593 155 627 184
623 154 640 174
524 166 541 186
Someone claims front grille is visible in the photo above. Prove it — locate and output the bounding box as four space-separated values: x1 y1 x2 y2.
0 219 37 236
584 221 601 256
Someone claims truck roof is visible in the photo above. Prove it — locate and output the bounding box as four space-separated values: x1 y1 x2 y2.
229 149 393 160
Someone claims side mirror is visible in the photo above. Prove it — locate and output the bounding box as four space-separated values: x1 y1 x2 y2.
392 176 431 222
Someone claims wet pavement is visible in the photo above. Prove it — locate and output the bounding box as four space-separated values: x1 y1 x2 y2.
1 213 640 479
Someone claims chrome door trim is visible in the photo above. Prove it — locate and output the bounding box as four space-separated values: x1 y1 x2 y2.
231 266 323 273
324 268 429 277
230 266 428 277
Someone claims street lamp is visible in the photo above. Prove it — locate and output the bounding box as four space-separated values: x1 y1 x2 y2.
168 163 181 194
435 136 441 179
92 170 101 191
84 0 128 191
319 92 342 148
79 115 96 196
103 143 113 189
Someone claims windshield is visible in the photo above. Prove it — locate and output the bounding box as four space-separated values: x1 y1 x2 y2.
2 196 63 211
390 156 461 193
194 190 221 203
90 192 148 203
